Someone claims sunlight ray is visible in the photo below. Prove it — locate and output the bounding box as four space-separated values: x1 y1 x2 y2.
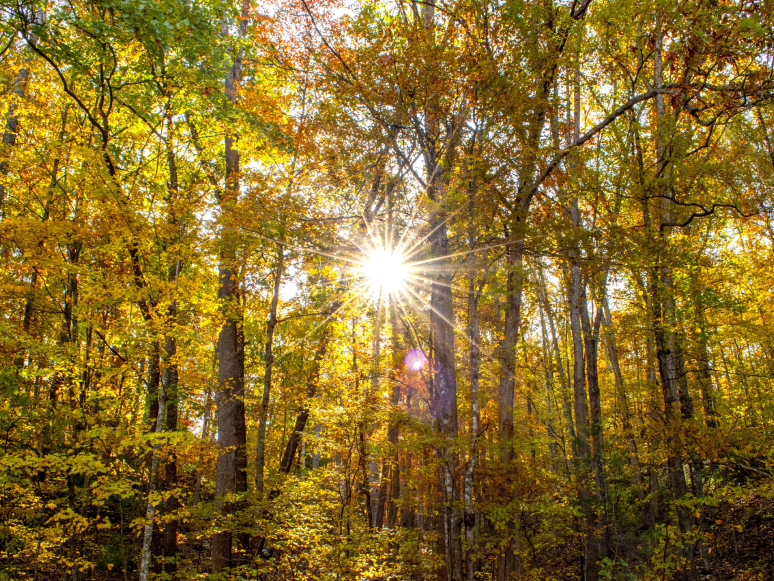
394 203 469 263
404 239 514 268
399 279 519 388
402 272 503 302
270 281 371 369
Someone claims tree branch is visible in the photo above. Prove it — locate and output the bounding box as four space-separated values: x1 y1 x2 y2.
522 85 679 208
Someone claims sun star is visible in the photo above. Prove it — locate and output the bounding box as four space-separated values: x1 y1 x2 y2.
363 248 408 295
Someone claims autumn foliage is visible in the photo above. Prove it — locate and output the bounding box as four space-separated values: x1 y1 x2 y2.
1 0 774 580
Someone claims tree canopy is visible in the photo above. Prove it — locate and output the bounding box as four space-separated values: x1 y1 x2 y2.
1 0 774 580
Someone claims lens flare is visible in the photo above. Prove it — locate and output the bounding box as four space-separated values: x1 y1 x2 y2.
404 349 427 371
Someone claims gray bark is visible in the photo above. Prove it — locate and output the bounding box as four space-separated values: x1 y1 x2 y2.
581 287 608 557
691 271 719 428
194 374 213 506
538 292 560 467
464 179 485 579
367 299 383 526
162 131 181 574
652 20 695 576
567 47 599 581
212 2 251 570
418 2 462 575
255 243 284 499
601 298 645 499
138 355 170 581
538 269 576 453
377 293 403 530
498 238 521 464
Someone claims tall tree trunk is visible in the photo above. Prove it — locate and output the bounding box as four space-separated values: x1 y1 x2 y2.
652 20 695 577
162 295 179 575
366 298 383 526
256 243 284 499
465 181 485 579
567 247 596 581
691 270 719 428
428 181 461 581
567 48 598 580
637 268 661 528
601 297 645 500
498 236 521 465
162 129 180 575
212 2 251 570
676 341 710 570
194 369 213 506
400 323 415 530
538 294 560 468
138 350 170 581
581 287 608 558
211 169 248 571
495 232 523 581
375 302 401 530
420 1 461 575
386 295 403 530
538 268 576 456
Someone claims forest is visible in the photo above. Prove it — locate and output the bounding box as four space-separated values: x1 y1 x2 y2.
1 0 774 579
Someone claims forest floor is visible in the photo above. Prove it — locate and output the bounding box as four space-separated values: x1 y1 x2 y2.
703 491 774 581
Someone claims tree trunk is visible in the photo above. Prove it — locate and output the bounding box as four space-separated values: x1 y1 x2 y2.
162 311 179 574
538 268 576 456
691 271 719 428
376 296 401 531
567 49 598 579
256 243 284 499
567 246 597 581
419 2 461 573
212 3 251 570
194 374 213 506
429 183 462 581
138 347 170 581
497 238 521 464
538 295 560 468
652 20 695 577
368 299 383 525
601 297 645 500
638 266 662 528
581 287 608 558
465 182 485 579
162 126 181 575
495 229 523 581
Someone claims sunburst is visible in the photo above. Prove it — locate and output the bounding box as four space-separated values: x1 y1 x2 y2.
254 204 507 376
360 246 409 296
